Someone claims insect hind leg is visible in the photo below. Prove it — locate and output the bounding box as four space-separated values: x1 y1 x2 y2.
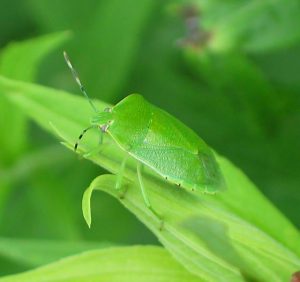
137 163 164 230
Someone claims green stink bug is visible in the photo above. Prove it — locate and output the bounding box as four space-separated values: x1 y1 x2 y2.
64 52 224 219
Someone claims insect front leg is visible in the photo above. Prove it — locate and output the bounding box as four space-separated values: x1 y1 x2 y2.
74 125 98 152
137 163 163 229
83 130 104 158
98 130 103 145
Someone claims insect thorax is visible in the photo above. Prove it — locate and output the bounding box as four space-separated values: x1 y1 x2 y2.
91 111 113 126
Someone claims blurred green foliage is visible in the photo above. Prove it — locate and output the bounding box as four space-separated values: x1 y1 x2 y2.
0 0 299 280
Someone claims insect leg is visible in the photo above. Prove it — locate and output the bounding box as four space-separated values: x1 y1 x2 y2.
137 163 163 227
74 125 98 152
116 156 128 192
98 130 103 145
83 131 106 158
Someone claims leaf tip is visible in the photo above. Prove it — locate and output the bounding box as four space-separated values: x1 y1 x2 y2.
82 185 93 228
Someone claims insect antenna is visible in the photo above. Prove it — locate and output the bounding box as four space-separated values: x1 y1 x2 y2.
63 51 98 113
74 125 97 152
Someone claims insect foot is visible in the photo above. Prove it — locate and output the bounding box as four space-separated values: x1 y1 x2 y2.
158 218 164 232
147 206 164 231
118 184 129 200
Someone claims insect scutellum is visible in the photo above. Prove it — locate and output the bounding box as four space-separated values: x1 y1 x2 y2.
63 51 113 150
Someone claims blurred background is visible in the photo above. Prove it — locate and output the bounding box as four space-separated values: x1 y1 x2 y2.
0 0 299 276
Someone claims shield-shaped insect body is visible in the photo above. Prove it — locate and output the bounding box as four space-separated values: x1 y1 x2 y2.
64 52 225 222
96 94 224 194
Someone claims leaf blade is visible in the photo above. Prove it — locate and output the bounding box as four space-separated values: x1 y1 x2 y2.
0 246 201 282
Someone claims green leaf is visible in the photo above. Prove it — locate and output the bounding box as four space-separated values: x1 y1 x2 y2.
82 175 244 281
82 173 300 281
0 246 200 282
0 31 70 165
0 237 111 268
0 76 300 281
